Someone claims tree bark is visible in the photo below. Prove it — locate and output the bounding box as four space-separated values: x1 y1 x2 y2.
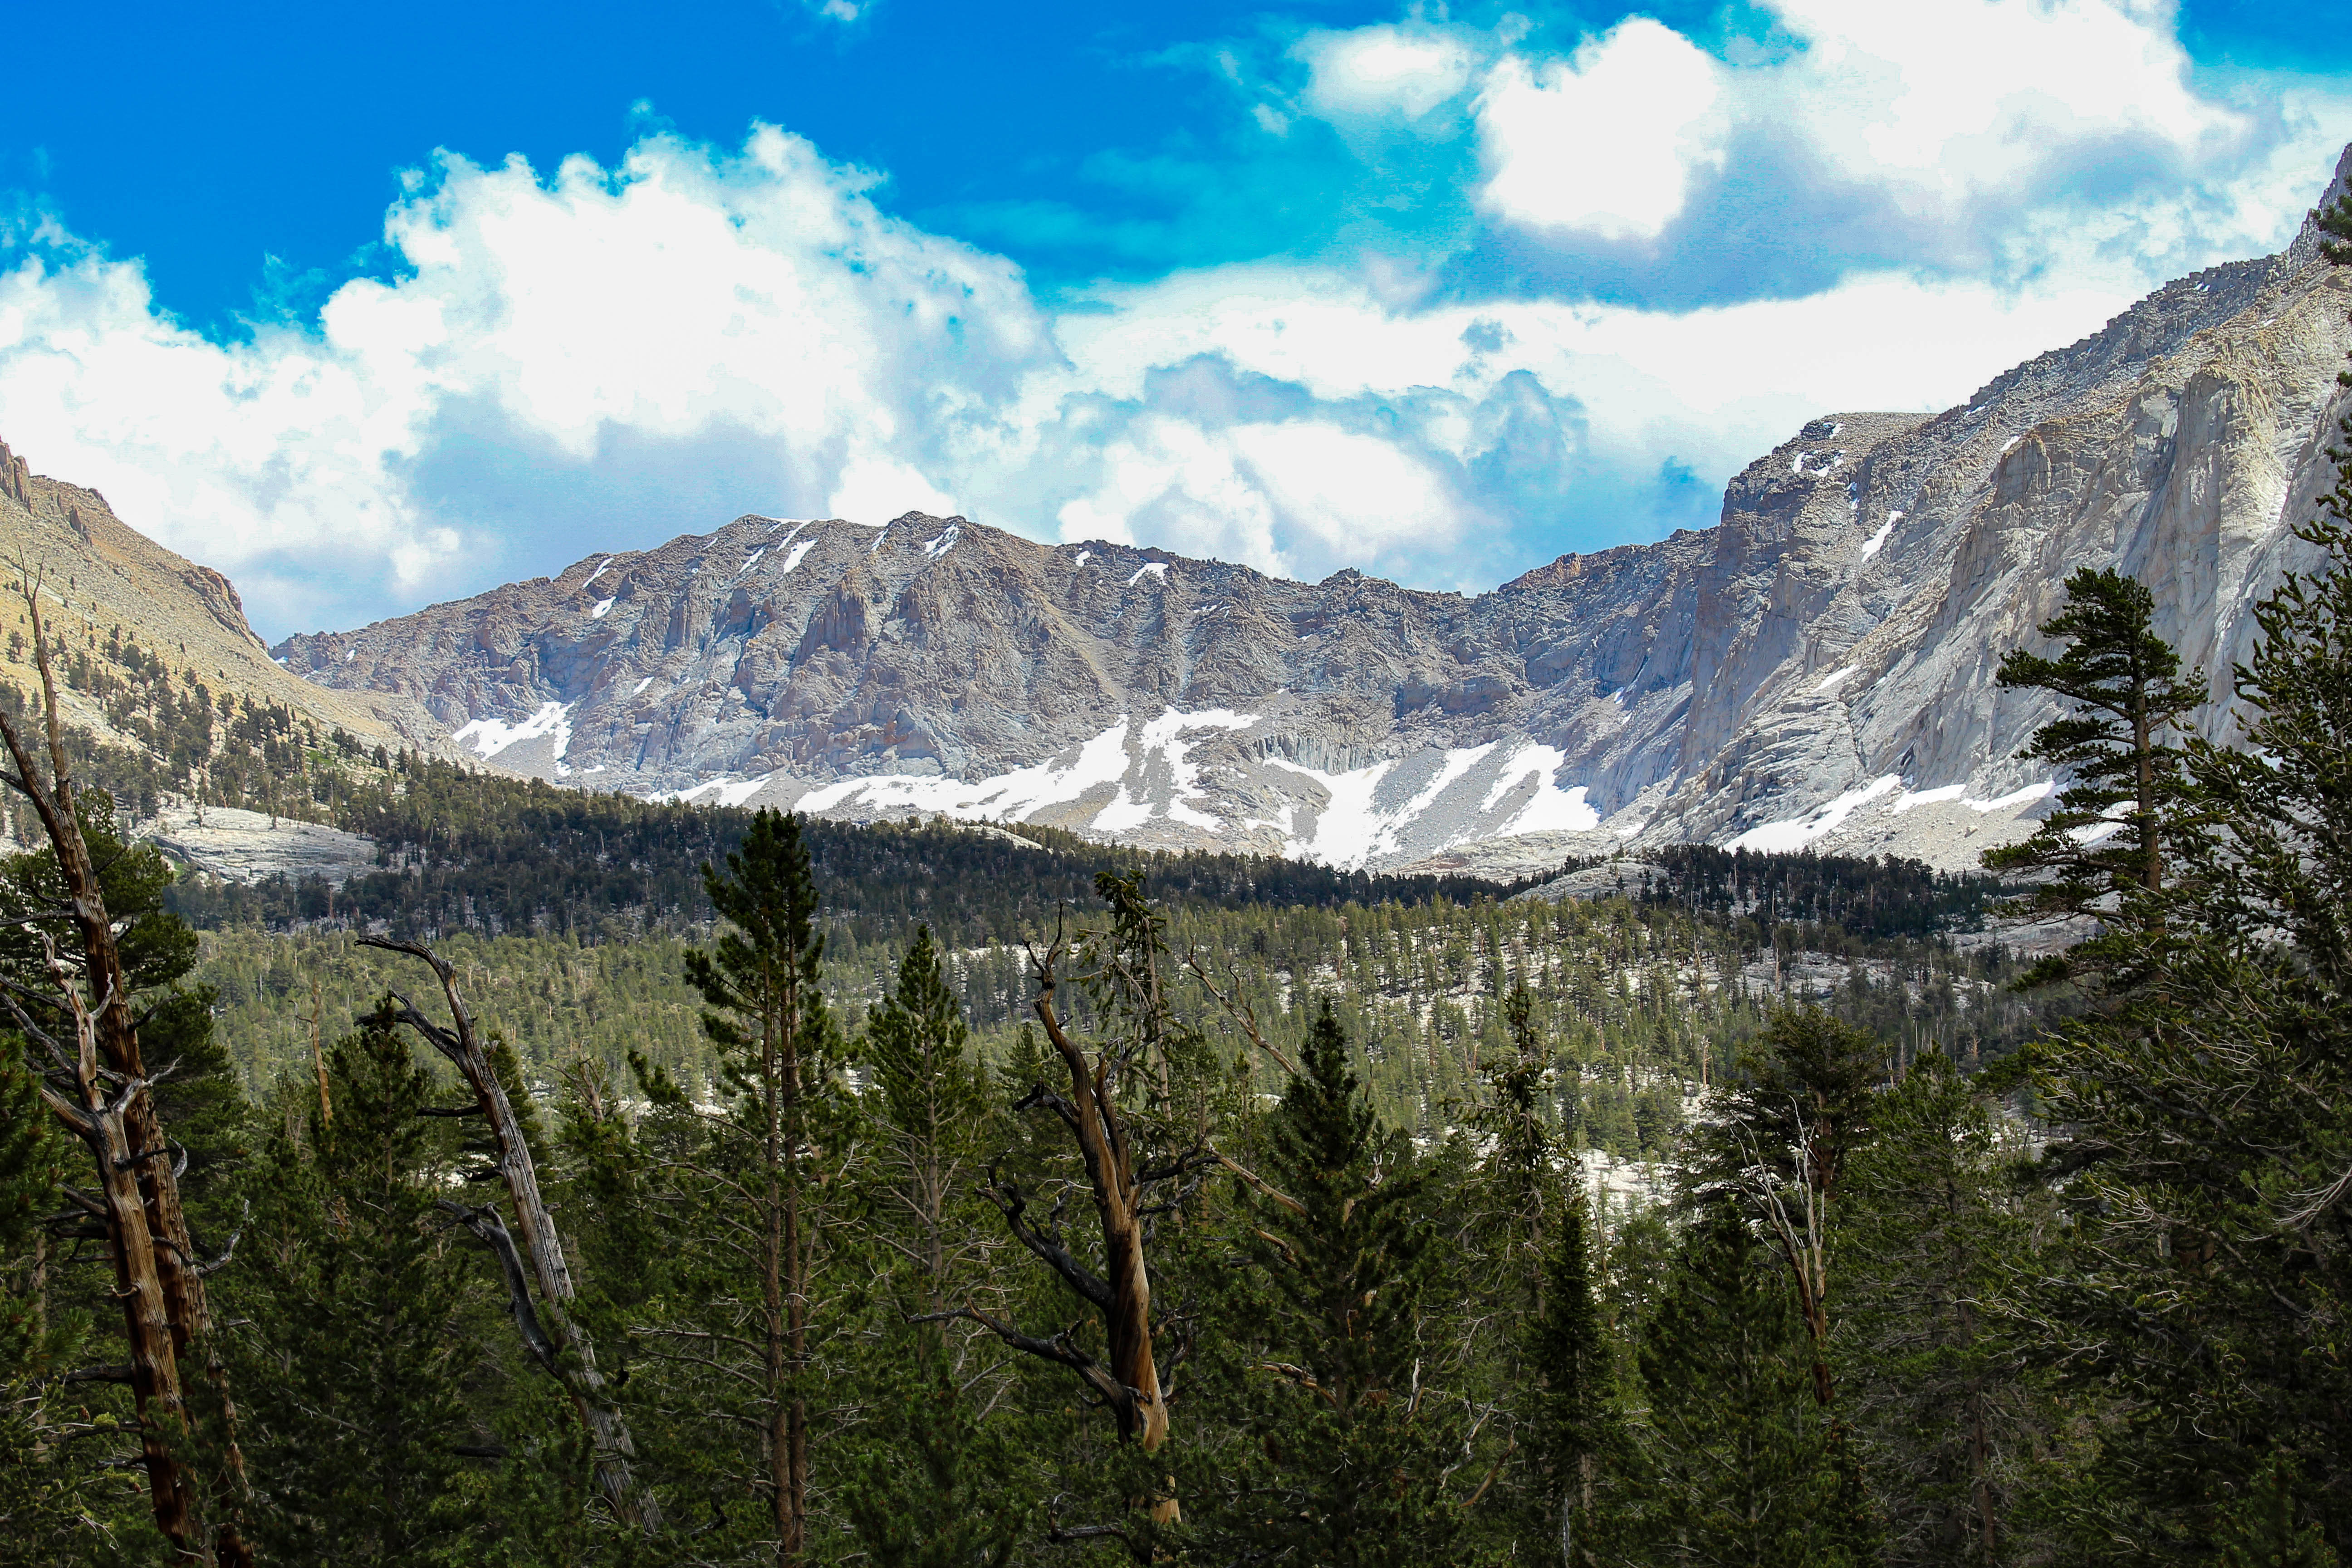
1032 965 1169 1457
362 937 658 1531
760 974 808 1568
27 966 196 1550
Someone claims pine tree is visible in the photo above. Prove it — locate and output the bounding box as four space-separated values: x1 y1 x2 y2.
838 924 1031 1565
861 924 990 1317
2216 1454 2341 1568
1631 1201 1851 1568
678 808 841 1566
1703 1005 1882 1410
1984 566 2205 985
1225 998 1457 1568
2014 453 2352 1555
1526 1185 1622 1566
1841 1049 2038 1565
836 1317 1033 1568
0 779 253 1561
0 1045 127 1560
961 870 1206 1538
223 1006 519 1565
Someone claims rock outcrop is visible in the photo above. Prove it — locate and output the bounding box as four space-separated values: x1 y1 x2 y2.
266 146 2352 875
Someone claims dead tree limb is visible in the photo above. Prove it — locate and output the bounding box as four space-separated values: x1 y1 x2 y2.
360 935 659 1530
1182 949 1299 1077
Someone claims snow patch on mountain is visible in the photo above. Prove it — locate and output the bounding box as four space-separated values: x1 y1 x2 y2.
454 701 575 763
1273 740 1599 870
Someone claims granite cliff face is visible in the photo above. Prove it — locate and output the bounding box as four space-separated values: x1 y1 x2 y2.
276 149 2352 876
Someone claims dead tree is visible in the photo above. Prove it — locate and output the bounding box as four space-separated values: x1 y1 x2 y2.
360 936 658 1531
0 563 253 1566
949 879 1213 1530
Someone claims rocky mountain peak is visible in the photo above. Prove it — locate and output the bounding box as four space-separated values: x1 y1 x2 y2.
273 146 2352 877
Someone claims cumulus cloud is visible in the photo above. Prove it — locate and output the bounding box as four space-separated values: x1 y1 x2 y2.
0 7 2345 642
1475 18 1728 242
0 128 1058 633
1298 26 1477 124
1297 0 2350 294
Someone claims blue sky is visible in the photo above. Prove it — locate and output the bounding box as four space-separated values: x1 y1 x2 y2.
1 0 2347 637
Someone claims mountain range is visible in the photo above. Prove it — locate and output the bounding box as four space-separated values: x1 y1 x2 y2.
9 147 2351 878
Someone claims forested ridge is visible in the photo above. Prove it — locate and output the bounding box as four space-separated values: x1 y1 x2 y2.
7 220 2352 1567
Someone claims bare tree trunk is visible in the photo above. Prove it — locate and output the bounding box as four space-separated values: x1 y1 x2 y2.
0 570 252 1566
785 1171 808 1567
362 937 658 1532
24 951 196 1549
1032 966 1169 1458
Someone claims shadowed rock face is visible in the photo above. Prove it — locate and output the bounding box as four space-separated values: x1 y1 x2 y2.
276 149 2352 876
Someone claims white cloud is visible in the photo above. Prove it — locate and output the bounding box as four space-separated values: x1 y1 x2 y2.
1053 414 1462 577
1474 18 1729 241
1310 0 2347 283
831 456 957 524
1766 0 2235 186
0 23 2345 642
1298 26 1477 122
0 127 1058 632
1055 258 2146 559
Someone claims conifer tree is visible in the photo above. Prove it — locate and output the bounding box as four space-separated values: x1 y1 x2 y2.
1525 1184 1622 1566
225 1006 510 1565
1225 998 1457 1568
1632 1201 1852 1568
0 738 253 1563
1841 1049 2037 1565
2216 1454 2341 1568
1476 984 1558 1274
0 1044 124 1559
1705 1006 1882 1409
2014 453 2352 1554
962 871 1210 1538
1984 565 2204 985
836 1317 1033 1568
862 924 990 1317
838 925 1034 1564
678 807 840 1566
